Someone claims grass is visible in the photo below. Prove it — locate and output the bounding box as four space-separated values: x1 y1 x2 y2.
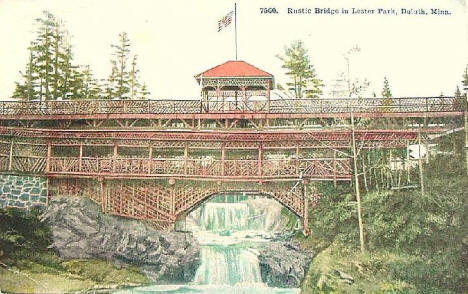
0 250 150 293
299 240 461 294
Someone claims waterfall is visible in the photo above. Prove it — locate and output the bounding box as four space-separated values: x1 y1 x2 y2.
200 202 250 232
193 196 265 286
194 246 262 285
117 194 300 294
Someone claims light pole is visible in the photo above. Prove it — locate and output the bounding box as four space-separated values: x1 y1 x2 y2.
343 45 361 98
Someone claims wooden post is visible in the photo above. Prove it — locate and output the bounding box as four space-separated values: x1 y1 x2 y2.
170 182 176 216
333 150 337 187
8 140 14 171
302 180 310 237
465 105 468 175
79 143 83 172
100 178 107 213
184 142 189 175
235 90 238 110
351 110 366 253
389 150 393 187
112 144 118 173
46 142 52 173
296 144 300 175
147 145 153 175
406 140 411 182
216 85 220 111
258 142 263 177
362 154 368 192
242 86 247 111
418 131 425 197
266 80 271 113
424 116 429 164
221 143 225 176
45 177 50 206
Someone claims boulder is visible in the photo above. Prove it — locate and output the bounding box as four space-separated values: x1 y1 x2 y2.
42 196 200 283
258 241 312 288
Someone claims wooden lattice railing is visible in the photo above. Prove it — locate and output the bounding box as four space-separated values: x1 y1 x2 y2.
0 96 463 117
48 178 312 230
45 157 351 180
1 154 351 181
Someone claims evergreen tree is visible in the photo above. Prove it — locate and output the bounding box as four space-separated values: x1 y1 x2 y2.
109 32 131 99
276 41 323 99
12 44 39 100
140 83 150 99
34 11 56 101
129 55 141 99
13 11 89 100
462 66 468 90
381 77 393 112
105 32 148 99
80 65 100 99
105 60 119 99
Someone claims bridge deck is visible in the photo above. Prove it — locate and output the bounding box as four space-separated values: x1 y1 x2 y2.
0 96 464 120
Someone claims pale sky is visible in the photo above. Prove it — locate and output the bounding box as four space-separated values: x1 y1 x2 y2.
0 0 466 99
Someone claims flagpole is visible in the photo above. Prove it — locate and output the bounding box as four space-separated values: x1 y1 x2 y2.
235 3 238 60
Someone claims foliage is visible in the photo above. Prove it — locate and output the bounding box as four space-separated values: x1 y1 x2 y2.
0 207 51 256
462 65 468 90
276 41 323 99
106 32 148 99
12 11 89 101
12 12 149 101
301 142 467 293
380 77 393 112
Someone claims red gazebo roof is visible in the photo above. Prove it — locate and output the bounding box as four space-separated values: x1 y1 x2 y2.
195 60 273 80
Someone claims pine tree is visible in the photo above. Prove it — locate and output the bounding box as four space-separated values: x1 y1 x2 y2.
462 66 468 96
80 65 100 99
105 60 119 99
34 11 55 101
105 32 148 99
129 55 141 99
12 45 39 100
140 83 150 99
276 41 323 99
381 77 393 112
110 32 131 99
13 11 88 101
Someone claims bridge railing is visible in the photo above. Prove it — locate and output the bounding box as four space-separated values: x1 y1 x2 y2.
0 96 463 116
34 156 353 180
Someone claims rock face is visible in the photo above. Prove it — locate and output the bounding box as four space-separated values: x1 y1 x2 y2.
42 197 200 283
258 241 312 288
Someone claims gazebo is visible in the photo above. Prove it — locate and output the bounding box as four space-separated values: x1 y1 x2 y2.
195 60 274 112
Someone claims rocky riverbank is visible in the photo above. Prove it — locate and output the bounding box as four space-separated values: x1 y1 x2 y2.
42 197 201 283
258 241 312 288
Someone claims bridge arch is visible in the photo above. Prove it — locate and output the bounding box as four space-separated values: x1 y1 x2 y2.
175 189 302 221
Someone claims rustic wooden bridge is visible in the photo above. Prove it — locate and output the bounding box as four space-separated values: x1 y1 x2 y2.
0 61 466 234
0 97 464 233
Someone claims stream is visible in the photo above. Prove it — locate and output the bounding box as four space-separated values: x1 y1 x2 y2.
116 194 300 294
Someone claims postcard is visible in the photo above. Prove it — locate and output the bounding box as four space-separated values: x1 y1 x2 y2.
0 1 466 293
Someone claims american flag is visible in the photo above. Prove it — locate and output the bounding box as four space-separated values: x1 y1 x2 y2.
218 10 234 32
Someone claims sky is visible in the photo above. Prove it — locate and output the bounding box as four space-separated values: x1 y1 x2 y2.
0 0 466 99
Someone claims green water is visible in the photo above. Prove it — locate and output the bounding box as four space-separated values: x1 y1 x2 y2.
117 194 299 294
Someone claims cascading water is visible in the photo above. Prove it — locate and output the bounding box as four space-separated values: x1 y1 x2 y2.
116 194 300 294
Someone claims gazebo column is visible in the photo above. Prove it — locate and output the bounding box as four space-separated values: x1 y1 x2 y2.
266 80 271 113
258 142 263 177
234 90 238 110
241 85 247 111
216 85 221 111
